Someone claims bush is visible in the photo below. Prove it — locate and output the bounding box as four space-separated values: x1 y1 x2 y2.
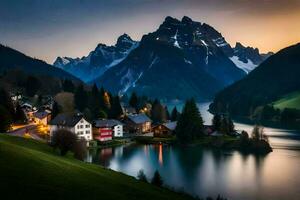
51 129 77 156
137 170 148 183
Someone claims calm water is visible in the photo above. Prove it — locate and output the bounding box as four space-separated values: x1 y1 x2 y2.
87 103 300 200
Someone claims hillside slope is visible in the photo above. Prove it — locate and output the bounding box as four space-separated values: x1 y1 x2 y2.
0 45 80 81
210 43 300 116
0 135 194 200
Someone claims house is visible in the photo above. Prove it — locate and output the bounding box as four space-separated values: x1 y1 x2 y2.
21 103 37 121
93 119 124 139
33 110 51 126
122 105 137 115
153 121 177 137
49 113 92 141
124 114 152 134
204 125 215 135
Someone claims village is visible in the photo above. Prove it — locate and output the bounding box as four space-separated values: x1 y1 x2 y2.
6 88 230 148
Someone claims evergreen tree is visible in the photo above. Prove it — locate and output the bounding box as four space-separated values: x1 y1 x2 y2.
109 96 123 119
62 79 75 93
0 88 15 117
171 107 179 121
137 170 148 183
175 99 204 143
165 106 170 121
212 114 222 131
89 84 101 119
25 75 40 97
74 84 88 111
14 103 27 123
151 99 167 123
51 101 60 120
129 92 139 111
0 106 12 132
151 170 163 187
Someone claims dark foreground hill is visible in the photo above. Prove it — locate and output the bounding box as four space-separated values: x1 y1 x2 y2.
0 135 195 200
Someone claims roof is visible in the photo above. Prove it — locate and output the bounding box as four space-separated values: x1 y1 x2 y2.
127 114 151 124
33 111 49 120
163 121 177 131
94 119 123 128
49 113 88 127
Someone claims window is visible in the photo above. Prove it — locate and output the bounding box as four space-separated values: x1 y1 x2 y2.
86 130 90 134
80 125 84 129
85 124 90 128
77 125 80 129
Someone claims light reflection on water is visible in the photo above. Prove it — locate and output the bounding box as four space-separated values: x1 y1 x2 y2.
87 103 300 200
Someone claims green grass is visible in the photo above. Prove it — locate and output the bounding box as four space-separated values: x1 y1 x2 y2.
0 134 194 200
273 91 300 110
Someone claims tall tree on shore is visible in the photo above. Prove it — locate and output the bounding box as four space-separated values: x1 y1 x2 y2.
74 84 88 111
171 107 179 121
109 96 123 119
176 99 204 143
129 92 139 111
151 99 167 124
212 114 222 131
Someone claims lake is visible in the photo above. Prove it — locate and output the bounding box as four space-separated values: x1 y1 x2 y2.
86 102 300 200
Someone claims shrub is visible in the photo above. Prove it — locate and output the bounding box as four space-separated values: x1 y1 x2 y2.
137 170 148 183
51 129 77 156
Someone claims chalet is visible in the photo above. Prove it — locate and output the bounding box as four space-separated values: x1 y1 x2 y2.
204 125 215 135
93 119 124 142
124 114 152 134
33 110 51 126
49 113 92 141
153 121 177 137
122 105 137 115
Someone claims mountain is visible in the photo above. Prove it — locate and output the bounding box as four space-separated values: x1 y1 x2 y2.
210 43 300 116
0 44 80 81
229 42 273 73
91 16 247 100
53 34 138 82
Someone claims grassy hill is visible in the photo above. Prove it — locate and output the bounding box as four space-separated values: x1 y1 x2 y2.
0 135 194 200
273 91 300 110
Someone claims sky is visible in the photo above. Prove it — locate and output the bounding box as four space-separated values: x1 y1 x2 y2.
0 0 299 63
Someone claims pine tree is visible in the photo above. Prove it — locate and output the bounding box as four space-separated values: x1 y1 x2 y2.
171 107 179 121
0 88 15 117
89 84 101 119
25 75 41 97
129 92 139 111
0 106 12 132
74 84 88 111
151 99 167 124
109 96 123 119
212 114 222 131
51 101 60 120
151 170 163 187
165 106 170 121
62 79 75 92
14 103 27 123
175 99 204 143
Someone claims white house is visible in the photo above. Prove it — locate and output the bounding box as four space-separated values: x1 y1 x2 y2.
93 119 124 138
49 113 93 141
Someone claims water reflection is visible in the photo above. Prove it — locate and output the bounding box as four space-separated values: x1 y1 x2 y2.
87 103 300 200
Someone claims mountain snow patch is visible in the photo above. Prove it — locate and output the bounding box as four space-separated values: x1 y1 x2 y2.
230 56 257 73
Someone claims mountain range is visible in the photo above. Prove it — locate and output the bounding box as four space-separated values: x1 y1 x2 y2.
210 43 300 116
54 16 272 100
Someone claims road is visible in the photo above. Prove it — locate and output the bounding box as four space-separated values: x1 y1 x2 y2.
7 124 44 141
